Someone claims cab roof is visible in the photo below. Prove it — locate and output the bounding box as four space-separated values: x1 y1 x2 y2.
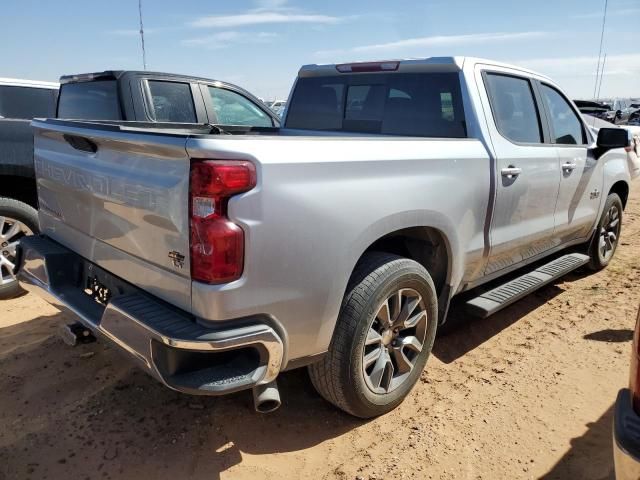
298 56 550 81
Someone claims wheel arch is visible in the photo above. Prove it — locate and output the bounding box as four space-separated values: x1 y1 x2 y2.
609 180 630 209
0 174 38 209
343 213 460 324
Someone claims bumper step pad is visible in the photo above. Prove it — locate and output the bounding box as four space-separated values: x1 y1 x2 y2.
465 253 589 318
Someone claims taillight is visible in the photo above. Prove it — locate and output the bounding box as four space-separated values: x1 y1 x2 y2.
189 160 256 284
630 306 640 413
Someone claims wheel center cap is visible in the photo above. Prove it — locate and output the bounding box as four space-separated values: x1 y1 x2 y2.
381 329 394 346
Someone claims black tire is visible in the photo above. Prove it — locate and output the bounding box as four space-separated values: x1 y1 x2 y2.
588 193 623 271
0 197 39 300
308 252 438 418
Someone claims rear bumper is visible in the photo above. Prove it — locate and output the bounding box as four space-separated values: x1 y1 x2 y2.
17 235 283 396
614 389 640 479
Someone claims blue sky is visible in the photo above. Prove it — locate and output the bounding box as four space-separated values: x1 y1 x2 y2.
1 0 639 100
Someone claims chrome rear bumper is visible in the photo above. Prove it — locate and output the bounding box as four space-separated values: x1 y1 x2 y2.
18 235 283 395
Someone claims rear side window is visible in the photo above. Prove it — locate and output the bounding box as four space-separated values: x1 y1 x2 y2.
0 86 57 119
484 73 542 144
207 87 273 127
540 85 585 145
286 72 466 138
57 81 121 120
147 81 196 123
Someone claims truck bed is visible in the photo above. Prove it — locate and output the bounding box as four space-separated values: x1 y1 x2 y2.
31 118 491 361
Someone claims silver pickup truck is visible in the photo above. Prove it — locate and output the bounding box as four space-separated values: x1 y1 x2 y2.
20 57 633 418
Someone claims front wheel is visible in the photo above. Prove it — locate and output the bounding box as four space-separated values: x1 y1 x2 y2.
0 197 39 299
308 252 438 418
588 192 623 271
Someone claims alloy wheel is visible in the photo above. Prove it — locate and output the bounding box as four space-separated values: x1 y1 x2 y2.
599 204 621 262
0 216 32 287
362 288 429 394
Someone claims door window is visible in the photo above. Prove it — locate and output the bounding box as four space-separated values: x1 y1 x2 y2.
484 73 542 144
540 84 585 145
147 81 196 123
0 86 57 119
207 87 273 126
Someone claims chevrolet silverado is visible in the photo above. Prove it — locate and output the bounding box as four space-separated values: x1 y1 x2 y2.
20 57 634 417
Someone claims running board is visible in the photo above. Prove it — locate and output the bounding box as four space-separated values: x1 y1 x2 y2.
465 253 589 318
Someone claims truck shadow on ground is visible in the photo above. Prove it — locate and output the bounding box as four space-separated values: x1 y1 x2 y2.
432 266 595 364
433 284 565 364
0 312 365 480
540 404 615 480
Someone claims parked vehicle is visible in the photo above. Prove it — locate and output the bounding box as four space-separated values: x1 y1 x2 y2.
583 114 640 179
0 77 58 299
614 305 640 479
0 70 279 299
269 100 287 116
57 70 280 127
574 99 615 122
600 98 640 124
20 57 632 417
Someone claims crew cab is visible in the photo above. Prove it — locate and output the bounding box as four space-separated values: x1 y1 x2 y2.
57 70 280 127
20 57 634 417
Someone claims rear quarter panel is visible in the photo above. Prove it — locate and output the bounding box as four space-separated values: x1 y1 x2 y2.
187 135 491 363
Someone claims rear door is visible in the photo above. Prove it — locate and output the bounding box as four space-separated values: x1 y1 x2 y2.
478 68 561 275
142 78 207 123
538 83 603 242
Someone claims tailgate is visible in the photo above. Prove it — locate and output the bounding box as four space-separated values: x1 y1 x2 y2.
31 120 192 311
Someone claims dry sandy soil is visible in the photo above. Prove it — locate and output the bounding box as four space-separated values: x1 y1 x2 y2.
1 189 639 480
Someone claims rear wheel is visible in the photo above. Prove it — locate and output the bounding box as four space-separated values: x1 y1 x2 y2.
588 193 623 271
308 252 437 418
0 197 38 300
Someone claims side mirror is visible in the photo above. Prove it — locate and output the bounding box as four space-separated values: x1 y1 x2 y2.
597 128 630 150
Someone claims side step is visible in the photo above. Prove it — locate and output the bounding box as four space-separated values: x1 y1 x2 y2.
465 253 589 318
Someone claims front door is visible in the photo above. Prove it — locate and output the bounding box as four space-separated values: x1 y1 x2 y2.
538 83 604 242
480 70 561 275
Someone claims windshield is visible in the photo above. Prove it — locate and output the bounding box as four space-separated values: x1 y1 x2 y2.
285 72 466 137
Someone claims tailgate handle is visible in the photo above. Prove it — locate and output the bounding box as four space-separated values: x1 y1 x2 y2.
63 134 98 154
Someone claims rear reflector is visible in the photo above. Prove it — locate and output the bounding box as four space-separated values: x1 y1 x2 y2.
189 160 257 284
336 61 400 73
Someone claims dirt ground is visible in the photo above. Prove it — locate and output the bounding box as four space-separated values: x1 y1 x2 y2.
1 189 639 480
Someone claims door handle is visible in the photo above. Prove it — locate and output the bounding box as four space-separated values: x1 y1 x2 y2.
501 166 522 178
562 162 577 172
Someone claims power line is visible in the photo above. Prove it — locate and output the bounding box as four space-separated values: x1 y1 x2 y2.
139 0 147 70
592 0 607 99
596 53 607 100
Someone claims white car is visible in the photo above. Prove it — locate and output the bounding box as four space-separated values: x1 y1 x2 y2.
584 114 640 179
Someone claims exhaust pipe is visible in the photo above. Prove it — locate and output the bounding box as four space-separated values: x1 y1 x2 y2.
252 380 281 413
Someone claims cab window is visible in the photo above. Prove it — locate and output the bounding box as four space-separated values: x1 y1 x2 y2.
540 84 586 145
147 81 197 123
207 87 273 127
484 73 542 144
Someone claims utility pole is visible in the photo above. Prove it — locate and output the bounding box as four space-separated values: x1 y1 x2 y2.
139 0 147 70
592 0 607 99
